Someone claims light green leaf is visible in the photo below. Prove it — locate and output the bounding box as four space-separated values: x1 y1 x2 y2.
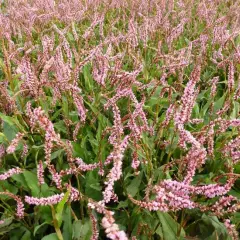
41 233 58 240
23 170 40 196
0 113 24 130
213 93 226 112
3 122 18 141
0 113 16 126
56 188 70 227
54 121 67 134
51 149 64 160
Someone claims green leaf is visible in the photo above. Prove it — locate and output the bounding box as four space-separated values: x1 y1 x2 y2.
193 103 200 117
126 172 143 197
50 108 62 121
157 212 185 240
155 225 163 238
21 230 31 240
34 222 50 236
11 174 28 190
23 170 40 196
0 217 17 236
62 205 72 240
41 233 58 240
89 183 102 191
3 122 18 141
88 138 98 154
54 121 67 134
202 100 212 117
201 214 228 238
0 217 13 229
213 93 226 112
231 101 239 119
56 188 70 227
72 219 92 240
0 181 18 195
51 149 64 160
38 206 53 223
85 171 102 200
0 113 24 130
62 96 69 117
204 231 221 240
0 132 7 143
83 64 94 92
0 113 16 126
116 200 129 209
8 226 27 239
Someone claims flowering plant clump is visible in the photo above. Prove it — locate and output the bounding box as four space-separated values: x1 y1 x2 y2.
1 0 240 239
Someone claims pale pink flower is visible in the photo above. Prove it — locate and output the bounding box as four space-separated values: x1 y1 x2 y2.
103 136 129 203
0 192 24 218
0 168 23 181
89 211 99 240
102 212 128 240
224 219 239 240
228 61 234 92
37 161 45 185
25 193 64 206
6 133 24 154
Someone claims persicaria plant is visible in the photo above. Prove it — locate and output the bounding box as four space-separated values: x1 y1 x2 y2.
1 0 240 239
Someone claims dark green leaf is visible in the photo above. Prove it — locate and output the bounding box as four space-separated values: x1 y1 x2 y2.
127 172 143 197
157 212 185 240
62 205 72 240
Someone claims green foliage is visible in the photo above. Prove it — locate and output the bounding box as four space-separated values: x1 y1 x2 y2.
157 212 185 240
72 220 92 240
1 0 240 239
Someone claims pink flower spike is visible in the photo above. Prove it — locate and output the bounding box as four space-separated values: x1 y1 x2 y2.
0 168 23 181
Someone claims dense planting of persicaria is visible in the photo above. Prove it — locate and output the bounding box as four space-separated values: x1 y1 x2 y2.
1 0 240 239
